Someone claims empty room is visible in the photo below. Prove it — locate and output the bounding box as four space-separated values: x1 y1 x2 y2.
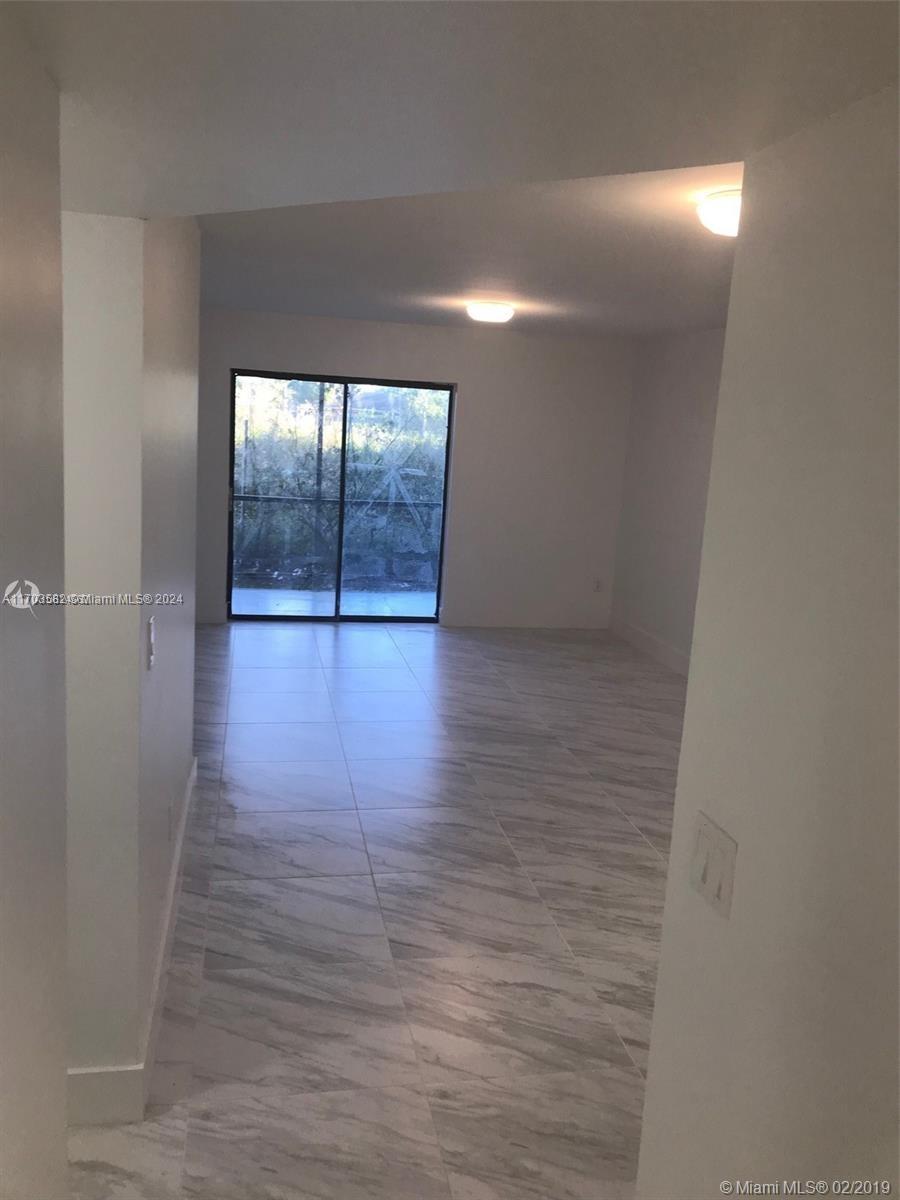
1 4 897 1199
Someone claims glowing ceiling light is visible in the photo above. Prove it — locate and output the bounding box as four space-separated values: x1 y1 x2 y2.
466 301 516 323
696 189 742 237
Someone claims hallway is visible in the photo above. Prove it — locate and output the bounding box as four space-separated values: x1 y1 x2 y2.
70 621 683 1200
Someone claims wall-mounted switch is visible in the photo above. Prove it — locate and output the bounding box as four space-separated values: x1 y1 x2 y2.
147 615 156 669
689 811 737 918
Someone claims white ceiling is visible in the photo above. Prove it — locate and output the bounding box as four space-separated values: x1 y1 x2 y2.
20 2 896 218
200 163 742 334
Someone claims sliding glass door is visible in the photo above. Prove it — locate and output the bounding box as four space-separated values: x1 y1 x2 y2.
229 372 453 620
339 382 453 617
231 375 344 617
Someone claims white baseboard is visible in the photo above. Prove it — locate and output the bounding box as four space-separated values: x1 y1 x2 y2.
610 617 690 677
67 1062 146 1126
67 758 197 1126
141 756 197 1102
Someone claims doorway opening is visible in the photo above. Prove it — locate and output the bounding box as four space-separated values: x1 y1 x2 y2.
228 370 454 620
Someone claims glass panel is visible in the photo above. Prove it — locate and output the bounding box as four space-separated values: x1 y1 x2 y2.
339 384 452 618
231 375 344 617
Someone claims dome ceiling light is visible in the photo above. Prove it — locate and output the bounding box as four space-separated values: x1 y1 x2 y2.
696 188 742 237
466 301 516 323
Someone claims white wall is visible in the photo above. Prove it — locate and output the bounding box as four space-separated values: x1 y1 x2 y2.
62 213 200 1123
197 308 634 626
637 85 898 1197
0 10 68 1196
612 328 724 673
139 217 200 1040
63 213 144 1085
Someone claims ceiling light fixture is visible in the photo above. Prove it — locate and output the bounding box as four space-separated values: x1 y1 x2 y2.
696 188 742 237
466 301 516 323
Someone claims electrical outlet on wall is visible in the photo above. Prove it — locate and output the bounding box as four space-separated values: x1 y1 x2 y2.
689 811 737 918
593 577 604 593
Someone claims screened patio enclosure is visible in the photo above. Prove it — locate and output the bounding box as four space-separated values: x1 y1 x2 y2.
228 371 454 620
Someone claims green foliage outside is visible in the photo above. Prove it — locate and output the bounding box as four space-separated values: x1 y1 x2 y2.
233 375 450 594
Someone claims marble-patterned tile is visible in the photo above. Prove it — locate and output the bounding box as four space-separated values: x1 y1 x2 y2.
445 723 563 768
330 689 436 722
229 666 327 693
194 660 231 684
427 1065 643 1200
226 690 335 723
565 726 679 793
411 666 509 701
374 866 570 962
193 723 225 757
530 868 666 945
426 690 546 733
600 781 675 858
470 759 620 827
531 877 662 1073
181 849 215 899
193 680 230 708
183 804 217 853
231 630 322 669
148 1060 197 1111
158 950 202 1027
638 708 685 742
223 721 344 764
339 719 452 761
196 630 232 650
183 621 677 1198
498 814 667 888
316 640 408 669
526 874 665 1049
149 958 204 1104
386 624 441 642
195 756 223 789
193 962 419 1094
323 666 421 692
190 780 221 818
394 641 491 670
196 622 232 638
490 793 625 829
496 667 615 703
194 695 227 725
316 624 394 645
182 1083 451 1200
213 811 369 879
194 644 231 666
69 1102 188 1200
396 953 632 1085
584 697 668 726
181 863 213 899
349 757 485 810
579 966 656 1075
527 694 652 737
181 834 215 887
205 875 391 971
361 808 519 873
219 760 354 815
169 888 210 961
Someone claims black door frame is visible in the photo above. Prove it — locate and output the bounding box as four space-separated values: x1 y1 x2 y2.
226 368 456 623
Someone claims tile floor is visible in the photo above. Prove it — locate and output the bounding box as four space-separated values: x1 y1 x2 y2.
70 621 684 1200
230 587 438 619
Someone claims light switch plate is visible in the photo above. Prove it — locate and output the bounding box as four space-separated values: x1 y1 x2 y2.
689 811 737 918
